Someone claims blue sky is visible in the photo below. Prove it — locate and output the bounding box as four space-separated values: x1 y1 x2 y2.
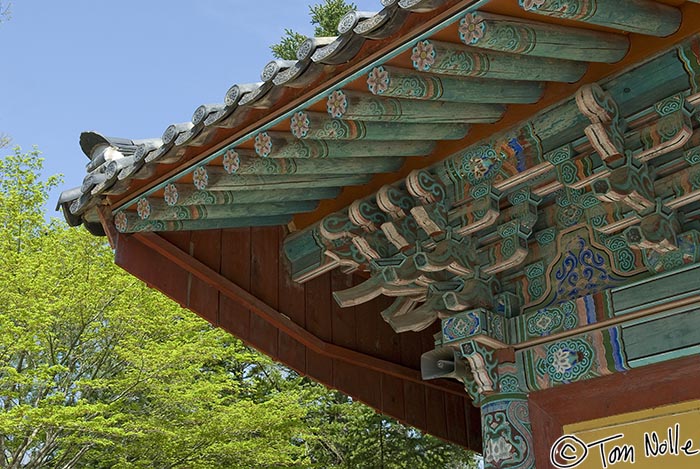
0 0 376 214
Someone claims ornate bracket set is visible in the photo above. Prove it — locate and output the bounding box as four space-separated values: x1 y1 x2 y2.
285 12 700 468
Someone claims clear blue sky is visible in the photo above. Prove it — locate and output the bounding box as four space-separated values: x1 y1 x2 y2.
0 0 376 214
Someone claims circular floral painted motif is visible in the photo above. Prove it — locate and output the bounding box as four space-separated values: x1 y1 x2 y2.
519 0 545 11
539 338 593 384
136 198 151 220
459 12 486 45
193 166 209 191
290 111 310 139
114 211 128 233
411 40 436 72
367 66 390 95
326 90 348 119
164 183 179 206
223 150 240 175
255 132 273 157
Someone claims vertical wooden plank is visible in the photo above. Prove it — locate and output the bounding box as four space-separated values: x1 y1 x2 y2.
425 387 449 441
444 393 469 447
304 270 333 385
305 273 333 342
277 332 307 374
277 227 308 374
250 226 279 307
159 231 191 252
115 233 189 307
249 226 279 358
355 295 382 357
305 348 334 387
331 271 357 349
403 381 428 433
188 230 221 325
219 228 251 341
333 359 383 410
278 228 307 328
466 397 483 453
374 300 403 363
353 285 404 362
380 374 406 422
399 331 426 370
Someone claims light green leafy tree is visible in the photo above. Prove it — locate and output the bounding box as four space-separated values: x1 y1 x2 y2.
271 0 356 60
0 148 311 468
0 147 477 467
299 387 477 468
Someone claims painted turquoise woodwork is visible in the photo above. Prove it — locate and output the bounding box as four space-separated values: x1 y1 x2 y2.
212 152 405 176
441 308 509 346
285 36 700 343
462 11 629 63
679 37 700 93
366 65 544 103
332 271 426 309
284 227 332 282
114 215 292 233
327 89 505 123
377 185 416 219
256 131 436 158
164 185 340 206
603 47 694 116
194 172 372 191
622 306 700 367
611 263 700 315
513 293 615 343
288 110 470 141
480 394 535 469
115 198 318 226
516 327 629 391
415 39 587 83
519 0 681 37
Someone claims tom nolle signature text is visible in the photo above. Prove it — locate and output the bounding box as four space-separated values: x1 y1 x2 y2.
550 423 700 468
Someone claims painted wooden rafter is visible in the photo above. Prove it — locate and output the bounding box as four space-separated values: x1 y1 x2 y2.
104 3 694 237
285 34 700 338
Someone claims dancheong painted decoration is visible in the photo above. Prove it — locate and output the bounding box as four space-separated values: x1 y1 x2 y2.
59 1 700 467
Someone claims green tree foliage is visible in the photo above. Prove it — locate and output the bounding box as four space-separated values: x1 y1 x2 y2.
0 147 477 468
271 0 356 60
301 387 476 468
0 147 312 468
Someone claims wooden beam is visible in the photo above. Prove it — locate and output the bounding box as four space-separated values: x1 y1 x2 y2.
119 200 319 224
162 185 341 206
520 0 681 37
326 89 505 123
415 39 587 83
366 65 544 103
286 111 470 141
191 172 373 191
212 152 406 176
462 11 629 63
258 131 436 158
117 215 293 233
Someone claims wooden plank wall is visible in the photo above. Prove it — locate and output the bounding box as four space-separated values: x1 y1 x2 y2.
114 226 482 451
